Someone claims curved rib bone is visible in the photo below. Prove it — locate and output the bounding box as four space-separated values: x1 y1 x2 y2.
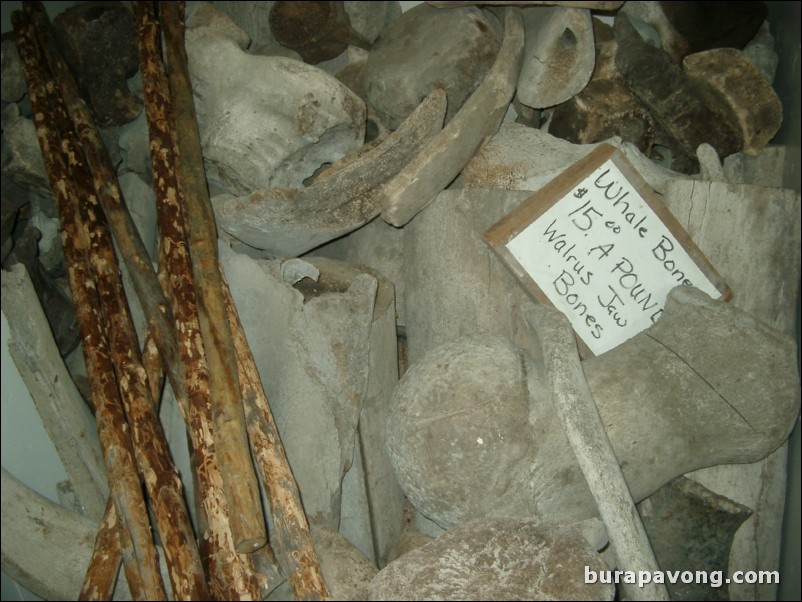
212 87 447 257
378 7 525 227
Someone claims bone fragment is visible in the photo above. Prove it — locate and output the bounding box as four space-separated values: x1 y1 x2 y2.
379 8 524 226
184 2 365 195
516 6 596 109
269 0 370 64
525 306 669 601
368 517 614 601
695 143 724 182
683 48 783 156
212 86 446 257
1 264 107 519
364 4 501 130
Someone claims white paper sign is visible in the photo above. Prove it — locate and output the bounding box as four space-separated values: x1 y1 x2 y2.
505 159 722 355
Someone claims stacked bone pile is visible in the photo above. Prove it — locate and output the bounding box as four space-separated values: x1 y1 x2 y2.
1 2 799 601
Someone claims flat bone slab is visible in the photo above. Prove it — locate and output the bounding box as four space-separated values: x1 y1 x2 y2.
220 246 378 526
212 88 446 257
379 8 524 227
683 48 783 156
516 6 595 109
367 518 614 601
662 178 801 335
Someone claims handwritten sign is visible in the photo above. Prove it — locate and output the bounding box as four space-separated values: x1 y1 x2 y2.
485 144 731 356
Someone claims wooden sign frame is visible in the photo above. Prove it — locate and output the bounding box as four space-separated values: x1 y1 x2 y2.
485 143 731 357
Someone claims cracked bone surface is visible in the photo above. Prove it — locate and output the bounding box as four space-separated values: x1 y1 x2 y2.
386 286 800 529
368 517 614 601
515 6 596 109
211 87 446 257
184 2 366 196
364 3 502 130
220 246 403 557
378 7 525 227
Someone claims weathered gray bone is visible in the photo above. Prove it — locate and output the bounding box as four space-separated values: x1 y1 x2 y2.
662 179 801 336
1 36 27 103
212 88 446 257
387 287 800 529
210 1 277 50
315 213 408 329
378 8 525 227
344 1 401 45
723 145 790 188
368 518 614 601
526 305 669 601
403 188 535 364
1 265 107 519
1 113 51 196
1 468 142 601
516 6 596 109
220 246 402 538
458 123 683 197
743 21 779 83
363 4 502 130
184 2 366 195
618 1 690 63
